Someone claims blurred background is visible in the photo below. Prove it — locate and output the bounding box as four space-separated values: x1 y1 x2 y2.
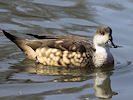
0 0 133 100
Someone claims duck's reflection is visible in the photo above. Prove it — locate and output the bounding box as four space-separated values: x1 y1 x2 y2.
12 59 118 99
93 69 118 99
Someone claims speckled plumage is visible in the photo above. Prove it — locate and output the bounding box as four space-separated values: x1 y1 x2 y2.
25 38 95 67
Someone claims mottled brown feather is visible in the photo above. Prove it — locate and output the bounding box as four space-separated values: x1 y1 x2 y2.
2 30 96 67
26 39 95 53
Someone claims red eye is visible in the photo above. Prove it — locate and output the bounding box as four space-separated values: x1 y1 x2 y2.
100 32 104 35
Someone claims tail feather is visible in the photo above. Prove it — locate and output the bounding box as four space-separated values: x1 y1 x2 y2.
2 30 37 60
2 30 21 42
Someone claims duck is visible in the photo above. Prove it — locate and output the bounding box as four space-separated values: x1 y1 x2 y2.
2 26 118 68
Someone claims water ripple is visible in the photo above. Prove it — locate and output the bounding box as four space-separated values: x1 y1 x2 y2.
32 0 77 7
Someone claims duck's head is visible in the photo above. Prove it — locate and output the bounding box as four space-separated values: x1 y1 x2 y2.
93 26 118 48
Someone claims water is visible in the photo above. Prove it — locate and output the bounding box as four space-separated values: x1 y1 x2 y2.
0 0 133 100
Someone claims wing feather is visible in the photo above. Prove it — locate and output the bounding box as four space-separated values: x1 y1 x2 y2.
26 39 95 54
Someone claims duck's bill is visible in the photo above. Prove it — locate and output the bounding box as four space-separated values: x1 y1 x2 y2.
107 35 123 48
109 40 118 48
107 40 122 48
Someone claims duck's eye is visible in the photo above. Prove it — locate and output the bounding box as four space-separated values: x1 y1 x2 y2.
100 32 104 35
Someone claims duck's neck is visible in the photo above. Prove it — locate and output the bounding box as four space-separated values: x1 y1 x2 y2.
93 44 113 67
95 45 110 54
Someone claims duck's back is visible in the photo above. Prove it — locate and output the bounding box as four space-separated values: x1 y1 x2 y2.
26 39 95 68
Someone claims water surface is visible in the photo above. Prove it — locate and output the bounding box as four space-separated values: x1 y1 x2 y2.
0 0 133 100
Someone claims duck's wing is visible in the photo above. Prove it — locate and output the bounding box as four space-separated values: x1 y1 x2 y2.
26 39 95 54
2 30 95 61
26 33 90 42
26 39 95 67
26 34 58 39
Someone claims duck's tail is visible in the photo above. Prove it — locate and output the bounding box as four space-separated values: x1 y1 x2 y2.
2 30 37 60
